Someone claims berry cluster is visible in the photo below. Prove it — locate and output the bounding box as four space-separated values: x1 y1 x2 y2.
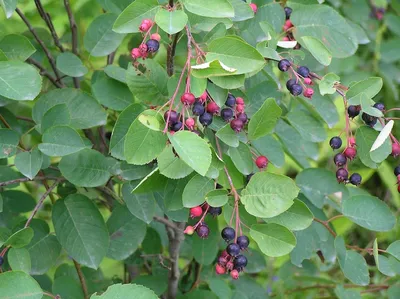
277 59 314 98
215 227 250 280
281 7 300 49
184 203 222 238
131 19 161 60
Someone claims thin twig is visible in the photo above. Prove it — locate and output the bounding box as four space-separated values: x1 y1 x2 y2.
27 57 64 88
325 214 344 223
153 216 183 232
141 254 172 270
16 115 35 123
313 218 337 237
167 33 180 76
73 260 89 299
0 176 61 187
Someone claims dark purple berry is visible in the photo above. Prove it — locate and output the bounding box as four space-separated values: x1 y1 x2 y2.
146 39 160 53
336 168 348 183
0 256 3 266
208 206 222 216
297 66 310 78
234 255 248 271
362 113 377 127
334 153 347 167
199 112 213 126
164 110 179 124
230 119 244 132
373 102 385 112
225 94 236 108
329 136 342 150
196 224 209 238
394 166 400 176
349 173 362 186
284 7 292 19
171 121 182 132
237 113 248 124
221 227 236 242
347 105 360 118
237 235 249 249
286 79 296 90
192 102 205 116
278 59 291 72
221 108 234 121
227 243 241 257
289 84 303 96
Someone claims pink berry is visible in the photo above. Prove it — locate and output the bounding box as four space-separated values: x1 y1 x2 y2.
344 147 357 160
206 102 220 114
304 78 312 85
250 3 257 13
150 33 161 41
236 97 244 105
285 19 293 28
282 36 290 41
181 92 196 105
349 137 356 147
199 91 208 102
185 118 195 129
226 260 234 271
139 44 148 54
131 48 141 60
216 264 226 275
236 104 245 113
303 88 314 98
190 206 203 218
139 19 153 32
230 269 239 280
256 156 268 169
184 226 194 235
221 250 229 258
392 143 400 157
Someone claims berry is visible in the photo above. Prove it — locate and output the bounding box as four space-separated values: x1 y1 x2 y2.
278 59 291 72
131 48 141 59
361 113 377 127
304 77 312 85
392 143 400 157
206 102 220 114
236 104 245 113
190 206 203 218
218 255 228 267
225 94 236 107
196 224 209 238
185 118 195 129
297 66 310 78
202 203 210 211
230 119 244 132
221 108 234 121
234 255 248 271
336 168 348 183
181 92 196 106
226 260 234 271
139 43 148 55
348 105 360 118
249 3 257 13
394 166 400 176
344 147 357 160
215 264 226 275
184 226 194 235
289 84 303 96
221 227 236 242
236 97 245 105
286 79 296 90
171 121 182 132
237 113 248 124
146 39 160 53
283 19 293 31
373 102 385 111
230 269 239 280
139 19 153 32
349 137 356 147
282 36 290 41
164 110 179 124
199 112 213 126
220 250 229 258
227 243 241 257
255 156 268 169
284 7 292 19
208 206 222 216
303 88 314 98
329 136 342 150
334 153 347 167
349 173 362 186
192 102 205 116
150 33 161 41
237 235 250 249
199 91 208 102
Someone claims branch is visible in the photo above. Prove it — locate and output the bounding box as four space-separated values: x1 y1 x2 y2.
0 176 62 187
166 33 180 76
27 57 64 88
153 216 183 233
73 259 89 299
313 217 337 237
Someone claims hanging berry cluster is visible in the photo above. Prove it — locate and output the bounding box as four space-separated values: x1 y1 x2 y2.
130 19 161 61
281 6 300 49
183 204 222 238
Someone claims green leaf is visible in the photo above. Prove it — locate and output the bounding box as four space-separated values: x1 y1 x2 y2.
122 182 156 224
0 61 42 101
250 223 297 257
137 110 164 131
308 85 339 128
182 0 234 18
291 4 357 58
124 110 167 165
168 131 212 176
90 283 158 299
241 172 299 218
0 34 36 61
84 13 126 57
342 195 396 232
206 37 265 75
0 0 17 18
228 0 253 22
301 36 332 66
59 149 111 187
33 88 107 133
319 73 340 95
182 174 214 208
40 104 71 132
157 145 194 179
0 128 18 158
228 142 253 175
388 241 400 260
334 286 361 299
356 126 388 168
0 271 43 299
265 199 313 231
107 205 147 260
359 93 383 117
4 228 34 248
104 65 126 83
208 277 232 299
8 248 31 273
256 43 281 60
216 124 240 147
113 0 160 33
38 126 89 157
212 73 244 89
191 59 237 78
56 52 88 77
133 276 168 296
248 98 282 140
205 189 228 207
52 276 84 299
251 135 285 168
110 103 145 160
155 9 188 34
335 236 370 285
1 190 35 213
53 194 109 269
286 110 327 142
346 77 383 103
15 148 43 179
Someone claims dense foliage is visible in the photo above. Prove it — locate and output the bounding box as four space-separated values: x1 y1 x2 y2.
1 0 400 298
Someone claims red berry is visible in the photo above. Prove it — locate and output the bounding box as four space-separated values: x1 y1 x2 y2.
221 250 229 258
282 36 290 41
139 44 148 55
226 260 234 271
206 102 220 114
304 78 312 85
344 147 357 160
256 156 268 169
392 143 400 157
185 118 195 129
181 92 196 105
199 91 208 102
131 48 141 60
250 3 257 13
236 97 244 105
218 256 228 267
349 137 356 147
236 104 245 113
150 33 161 41
184 226 194 235
303 88 314 98
285 19 293 28
215 264 226 275
139 19 153 32
230 119 244 132
230 269 239 280
190 206 203 218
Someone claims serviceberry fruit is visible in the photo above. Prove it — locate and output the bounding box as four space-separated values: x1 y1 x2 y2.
215 264 226 275
150 33 161 41
394 165 400 176
304 77 312 85
349 173 362 186
199 91 208 102
348 105 360 118
184 226 194 235
344 147 357 160
192 102 205 116
227 243 241 257
334 153 347 167
131 48 141 60
196 224 209 238
297 66 310 78
234 255 248 271
286 79 296 90
284 6 292 19
139 19 153 32
236 104 245 113
237 113 248 124
146 39 160 53
225 94 236 108
221 108 234 121
199 112 213 126
373 102 385 111
218 255 228 267
164 110 179 124
230 269 239 280
237 235 250 249
206 102 220 114
220 250 229 258
336 168 348 183
283 19 293 31
361 113 377 127
349 137 356 147
392 143 400 157
171 121 182 132
236 97 245 105
329 136 342 150
230 119 244 132
250 3 257 13
181 92 196 105
303 88 314 98
255 156 268 169
290 84 303 96
221 227 236 242
226 260 234 271
139 43 148 55
208 206 222 216
185 118 195 129
278 59 291 72
190 206 203 218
